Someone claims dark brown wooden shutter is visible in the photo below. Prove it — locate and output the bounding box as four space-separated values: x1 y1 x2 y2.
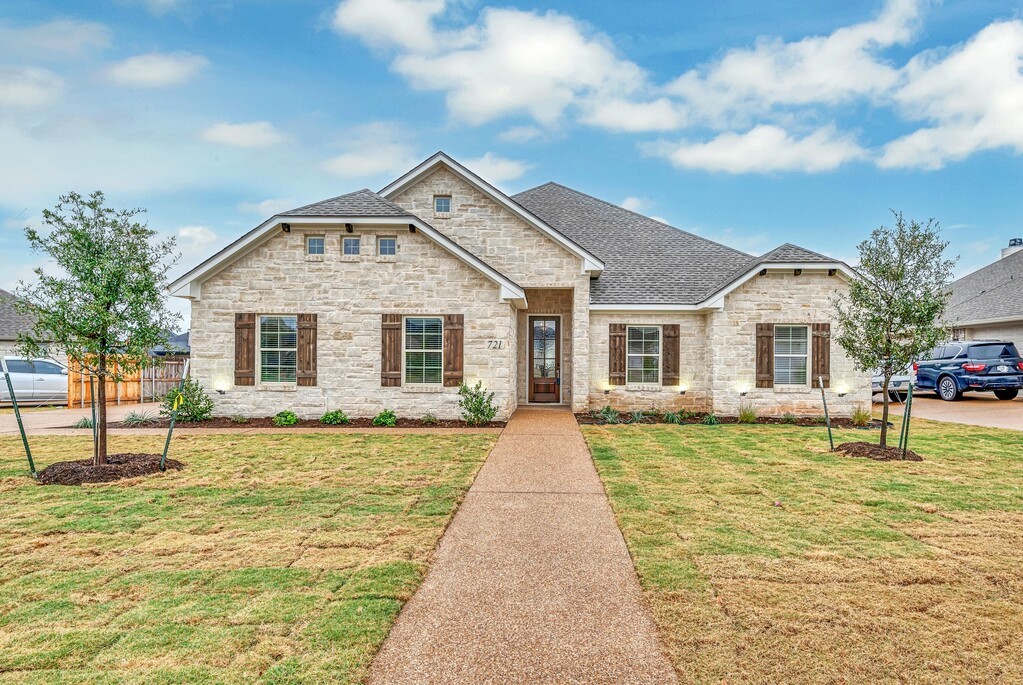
812 323 831 388
662 324 680 386
381 314 402 387
234 313 255 386
443 314 464 387
755 323 774 389
609 323 626 386
297 314 317 387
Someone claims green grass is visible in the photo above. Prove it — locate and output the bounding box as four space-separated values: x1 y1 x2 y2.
0 432 497 683
584 419 1023 684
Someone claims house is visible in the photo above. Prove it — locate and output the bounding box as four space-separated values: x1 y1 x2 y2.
169 152 869 420
150 331 190 357
946 239 1023 344
0 289 44 357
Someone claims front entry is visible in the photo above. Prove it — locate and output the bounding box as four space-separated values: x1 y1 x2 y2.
529 316 561 403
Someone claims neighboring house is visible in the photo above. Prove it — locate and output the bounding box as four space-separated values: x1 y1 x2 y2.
945 239 1023 344
0 289 45 357
150 331 190 357
170 152 869 420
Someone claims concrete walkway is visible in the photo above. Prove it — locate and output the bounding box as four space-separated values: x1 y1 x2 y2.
0 404 137 436
369 407 678 684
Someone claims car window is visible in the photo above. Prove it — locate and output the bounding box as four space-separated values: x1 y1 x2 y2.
4 360 33 373
33 361 64 375
945 345 964 360
969 343 1019 360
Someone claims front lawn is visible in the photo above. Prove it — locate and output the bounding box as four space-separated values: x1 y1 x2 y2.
0 432 497 683
584 421 1023 684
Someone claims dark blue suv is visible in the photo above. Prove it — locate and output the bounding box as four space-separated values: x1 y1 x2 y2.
915 340 1023 401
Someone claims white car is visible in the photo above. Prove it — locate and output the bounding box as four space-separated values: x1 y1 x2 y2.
871 366 914 400
1 356 68 405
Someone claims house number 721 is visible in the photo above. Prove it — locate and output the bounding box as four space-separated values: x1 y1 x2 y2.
486 340 504 350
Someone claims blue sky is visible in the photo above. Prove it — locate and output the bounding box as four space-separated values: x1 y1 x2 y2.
2 0 1022 324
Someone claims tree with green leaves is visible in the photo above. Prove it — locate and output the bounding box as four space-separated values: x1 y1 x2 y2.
15 191 179 465
834 212 957 447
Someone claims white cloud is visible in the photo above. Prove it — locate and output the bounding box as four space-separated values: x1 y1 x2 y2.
322 123 419 178
463 152 532 184
0 19 111 60
133 0 187 16
238 198 295 215
0 67 64 108
201 121 284 148
333 0 447 53
498 125 544 143
104 52 208 87
649 125 867 173
174 225 218 257
880 20 1023 169
619 196 646 212
581 98 686 132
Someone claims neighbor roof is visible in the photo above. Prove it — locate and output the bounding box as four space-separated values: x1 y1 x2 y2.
280 189 410 217
945 249 1023 325
0 289 37 341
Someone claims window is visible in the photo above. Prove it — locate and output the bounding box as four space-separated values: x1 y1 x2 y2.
259 316 298 383
343 237 360 255
774 325 808 385
970 343 1019 360
378 237 396 256
4 360 33 374
626 326 660 384
404 317 443 384
306 236 324 255
434 195 451 213
33 361 65 375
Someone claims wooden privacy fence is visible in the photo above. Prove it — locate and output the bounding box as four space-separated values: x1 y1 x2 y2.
67 356 188 408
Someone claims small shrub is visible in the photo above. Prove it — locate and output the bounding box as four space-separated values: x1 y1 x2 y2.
72 416 93 429
702 412 720 426
161 378 214 423
272 410 298 427
458 381 498 426
782 412 798 424
737 400 758 424
320 409 350 426
123 410 159 426
373 409 397 427
229 414 249 424
812 416 828 425
678 409 697 421
851 405 872 427
629 410 646 424
421 413 439 426
593 405 620 425
663 411 682 425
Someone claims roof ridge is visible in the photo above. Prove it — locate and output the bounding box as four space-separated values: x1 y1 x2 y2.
760 242 834 261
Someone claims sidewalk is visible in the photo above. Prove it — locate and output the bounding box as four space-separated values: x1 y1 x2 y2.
0 404 137 436
368 407 678 684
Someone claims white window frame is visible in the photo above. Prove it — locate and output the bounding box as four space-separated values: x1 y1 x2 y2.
343 236 361 255
305 235 325 255
378 236 397 256
626 325 661 385
774 324 809 386
433 195 452 213
403 316 444 385
257 315 299 385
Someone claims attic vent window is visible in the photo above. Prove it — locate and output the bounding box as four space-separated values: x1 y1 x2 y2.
434 195 451 213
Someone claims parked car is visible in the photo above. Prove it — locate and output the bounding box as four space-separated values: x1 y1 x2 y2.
0 356 68 405
871 366 914 400
914 341 1023 401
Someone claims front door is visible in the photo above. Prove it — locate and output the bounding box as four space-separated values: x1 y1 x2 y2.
529 317 560 403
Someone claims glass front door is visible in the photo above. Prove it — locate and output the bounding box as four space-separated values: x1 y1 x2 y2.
529 317 560 403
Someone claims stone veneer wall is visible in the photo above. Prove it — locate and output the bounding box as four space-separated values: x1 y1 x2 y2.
517 288 574 406
706 270 871 417
189 226 518 420
391 166 591 411
588 313 711 412
957 322 1023 345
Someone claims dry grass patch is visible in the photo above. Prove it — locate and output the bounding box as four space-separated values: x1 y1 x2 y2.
584 420 1023 684
0 432 496 683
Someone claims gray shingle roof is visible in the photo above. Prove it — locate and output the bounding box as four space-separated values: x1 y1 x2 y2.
0 289 37 341
281 189 410 217
758 243 835 263
513 183 766 304
945 249 1023 324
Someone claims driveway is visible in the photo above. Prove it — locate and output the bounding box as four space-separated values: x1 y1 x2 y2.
881 392 1022 431
0 404 139 435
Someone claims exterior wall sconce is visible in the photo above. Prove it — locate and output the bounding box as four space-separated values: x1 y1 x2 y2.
216 389 226 395
739 391 748 397
214 379 230 395
603 389 610 395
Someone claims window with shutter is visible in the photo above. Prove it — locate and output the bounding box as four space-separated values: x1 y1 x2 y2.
381 314 402 387
297 314 317 387
662 324 680 386
609 323 626 385
443 314 464 387
811 323 831 388
234 313 255 386
755 323 774 388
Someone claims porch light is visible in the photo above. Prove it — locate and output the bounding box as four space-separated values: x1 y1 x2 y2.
836 383 849 398
213 378 230 395
678 383 688 396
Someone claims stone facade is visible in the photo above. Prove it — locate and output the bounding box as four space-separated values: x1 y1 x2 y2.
955 322 1023 345
517 288 574 406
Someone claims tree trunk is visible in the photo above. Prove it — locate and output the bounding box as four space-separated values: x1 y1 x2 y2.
95 354 108 466
879 374 892 448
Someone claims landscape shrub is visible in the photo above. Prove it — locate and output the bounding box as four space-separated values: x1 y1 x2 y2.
782 412 798 424
72 417 93 429
320 409 350 425
629 410 646 424
737 400 758 424
458 381 498 426
161 378 214 423
851 405 872 427
591 405 620 425
272 410 298 427
229 414 249 424
123 410 159 426
663 411 682 425
373 409 397 427
421 413 439 426
702 412 721 426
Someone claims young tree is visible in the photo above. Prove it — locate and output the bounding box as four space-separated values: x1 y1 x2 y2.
15 191 179 465
834 212 957 447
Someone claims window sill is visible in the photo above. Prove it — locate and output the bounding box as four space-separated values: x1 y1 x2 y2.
305 255 325 262
624 383 663 392
774 385 811 394
433 212 451 219
401 384 446 393
339 255 361 262
374 256 397 263
256 384 297 392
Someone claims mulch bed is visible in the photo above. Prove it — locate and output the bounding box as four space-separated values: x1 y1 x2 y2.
37 453 184 486
575 413 883 429
836 441 922 461
107 417 506 429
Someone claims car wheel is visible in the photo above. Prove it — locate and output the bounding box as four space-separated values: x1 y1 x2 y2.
938 376 962 402
994 388 1019 401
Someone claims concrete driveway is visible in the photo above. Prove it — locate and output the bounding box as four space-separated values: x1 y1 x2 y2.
0 404 139 435
881 392 1022 431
